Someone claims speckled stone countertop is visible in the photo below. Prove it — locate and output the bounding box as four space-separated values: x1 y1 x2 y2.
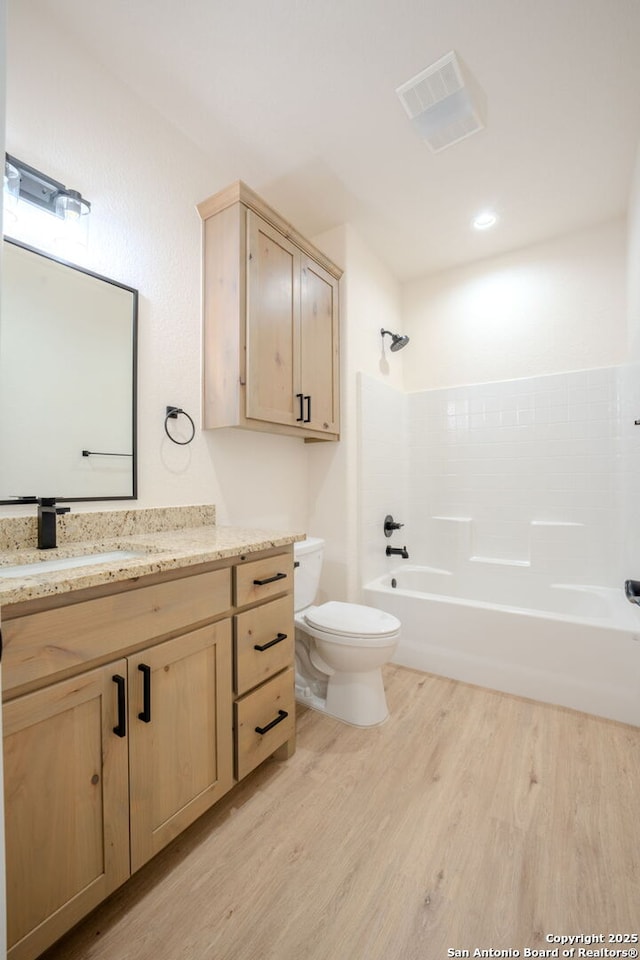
0 505 305 606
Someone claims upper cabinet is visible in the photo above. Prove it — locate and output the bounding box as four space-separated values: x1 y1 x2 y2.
198 182 341 442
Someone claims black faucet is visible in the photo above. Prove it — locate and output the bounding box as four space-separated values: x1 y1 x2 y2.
383 514 404 537
386 545 409 559
37 498 71 550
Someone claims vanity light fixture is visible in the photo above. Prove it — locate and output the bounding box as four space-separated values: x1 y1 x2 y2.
5 153 91 220
473 210 497 230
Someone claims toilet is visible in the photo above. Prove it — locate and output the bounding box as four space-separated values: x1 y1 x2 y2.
294 537 401 726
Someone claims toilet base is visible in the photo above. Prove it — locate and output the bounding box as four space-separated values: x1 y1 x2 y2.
295 669 389 727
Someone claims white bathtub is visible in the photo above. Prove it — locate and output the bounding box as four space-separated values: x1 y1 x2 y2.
364 565 640 726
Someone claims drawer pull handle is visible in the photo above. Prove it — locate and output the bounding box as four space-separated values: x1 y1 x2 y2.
253 572 287 586
296 392 304 422
304 395 311 423
112 674 127 738
255 709 288 735
138 664 151 723
254 632 288 652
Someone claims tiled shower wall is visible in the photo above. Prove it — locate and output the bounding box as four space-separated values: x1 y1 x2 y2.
358 374 409 586
359 367 625 590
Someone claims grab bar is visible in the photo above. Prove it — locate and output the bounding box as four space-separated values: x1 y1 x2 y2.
624 580 640 605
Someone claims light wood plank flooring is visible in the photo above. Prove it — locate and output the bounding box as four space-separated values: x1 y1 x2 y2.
41 665 640 960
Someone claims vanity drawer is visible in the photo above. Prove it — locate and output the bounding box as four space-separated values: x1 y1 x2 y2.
3 568 231 695
234 553 293 607
235 667 295 780
235 595 294 696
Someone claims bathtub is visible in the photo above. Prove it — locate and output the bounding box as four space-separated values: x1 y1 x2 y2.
363 565 640 726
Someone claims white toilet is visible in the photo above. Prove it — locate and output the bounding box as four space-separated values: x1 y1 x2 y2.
294 537 401 726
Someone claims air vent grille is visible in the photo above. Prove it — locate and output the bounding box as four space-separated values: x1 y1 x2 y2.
396 51 485 153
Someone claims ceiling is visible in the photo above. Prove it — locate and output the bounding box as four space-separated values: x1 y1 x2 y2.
38 0 640 280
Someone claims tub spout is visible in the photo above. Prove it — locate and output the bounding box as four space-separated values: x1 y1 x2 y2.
386 545 409 559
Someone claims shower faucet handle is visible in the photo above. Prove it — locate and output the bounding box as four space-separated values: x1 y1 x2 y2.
384 514 404 537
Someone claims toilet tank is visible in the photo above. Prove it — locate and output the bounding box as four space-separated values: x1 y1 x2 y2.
293 537 324 612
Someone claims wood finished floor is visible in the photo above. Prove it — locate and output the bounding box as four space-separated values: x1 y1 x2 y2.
41 665 640 960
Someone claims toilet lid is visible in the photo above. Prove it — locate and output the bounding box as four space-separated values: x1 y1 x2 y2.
304 601 401 639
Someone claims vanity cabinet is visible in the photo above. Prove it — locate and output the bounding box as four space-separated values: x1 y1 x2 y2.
2 546 295 960
4 662 130 960
198 181 341 442
232 555 296 780
126 621 232 872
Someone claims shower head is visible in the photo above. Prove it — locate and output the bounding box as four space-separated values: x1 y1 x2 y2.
381 328 410 352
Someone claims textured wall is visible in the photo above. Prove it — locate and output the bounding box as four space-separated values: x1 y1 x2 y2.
3 2 309 528
402 219 627 391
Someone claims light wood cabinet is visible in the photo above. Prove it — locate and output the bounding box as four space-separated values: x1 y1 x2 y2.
232 556 295 779
235 667 295 781
4 662 130 960
2 546 296 960
198 181 341 442
127 622 233 872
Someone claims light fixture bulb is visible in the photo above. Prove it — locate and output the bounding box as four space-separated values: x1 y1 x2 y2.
3 160 20 223
55 190 90 222
473 210 497 230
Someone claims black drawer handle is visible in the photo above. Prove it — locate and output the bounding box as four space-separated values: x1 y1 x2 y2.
254 632 287 652
296 392 304 422
304 395 311 423
112 674 127 738
253 572 287 586
138 664 151 723
255 709 289 735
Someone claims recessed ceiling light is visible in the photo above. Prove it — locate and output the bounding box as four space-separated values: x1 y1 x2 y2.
473 210 497 230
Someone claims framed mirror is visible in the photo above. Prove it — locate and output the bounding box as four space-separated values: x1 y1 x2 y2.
0 238 138 503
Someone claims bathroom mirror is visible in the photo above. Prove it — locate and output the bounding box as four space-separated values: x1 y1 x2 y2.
0 238 138 502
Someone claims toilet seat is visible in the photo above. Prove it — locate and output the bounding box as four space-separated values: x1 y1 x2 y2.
303 601 401 646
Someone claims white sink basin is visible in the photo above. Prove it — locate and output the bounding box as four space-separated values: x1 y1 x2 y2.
0 550 147 578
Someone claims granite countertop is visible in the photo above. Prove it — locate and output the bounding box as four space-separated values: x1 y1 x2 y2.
0 515 305 606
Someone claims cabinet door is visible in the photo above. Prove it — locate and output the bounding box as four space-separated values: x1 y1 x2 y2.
128 621 233 872
300 254 339 434
4 662 130 960
246 212 301 427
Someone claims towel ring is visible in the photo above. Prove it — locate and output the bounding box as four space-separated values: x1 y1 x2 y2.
164 406 195 445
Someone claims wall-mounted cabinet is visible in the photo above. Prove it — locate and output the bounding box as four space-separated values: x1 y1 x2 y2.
198 181 342 442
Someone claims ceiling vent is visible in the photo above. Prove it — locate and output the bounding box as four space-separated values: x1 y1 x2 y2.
396 51 485 153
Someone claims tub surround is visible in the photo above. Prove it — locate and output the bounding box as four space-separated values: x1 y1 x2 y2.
365 566 640 727
0 505 304 605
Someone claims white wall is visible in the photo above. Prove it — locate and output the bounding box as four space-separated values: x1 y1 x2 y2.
627 144 640 364
2 1 309 529
0 4 10 956
621 142 640 577
356 218 630 596
402 219 627 391
307 224 404 602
